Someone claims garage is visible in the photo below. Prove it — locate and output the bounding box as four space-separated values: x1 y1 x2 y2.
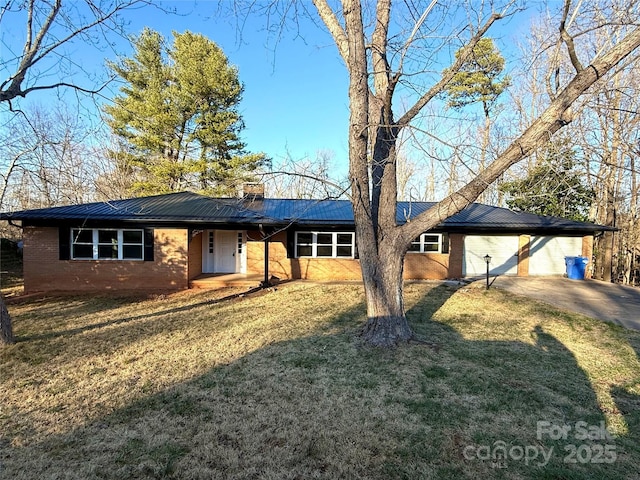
528 236 584 275
463 235 519 276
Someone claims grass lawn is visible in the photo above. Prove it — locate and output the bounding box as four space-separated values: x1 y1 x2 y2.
1 281 639 479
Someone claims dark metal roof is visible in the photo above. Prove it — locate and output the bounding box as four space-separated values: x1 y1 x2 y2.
1 192 277 225
430 203 609 233
0 191 611 233
252 198 355 225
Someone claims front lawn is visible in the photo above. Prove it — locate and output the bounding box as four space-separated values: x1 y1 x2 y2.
1 282 639 479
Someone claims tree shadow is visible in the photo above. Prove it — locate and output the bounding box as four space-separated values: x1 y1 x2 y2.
2 283 638 479
8 283 300 366
17 284 281 343
610 331 640 456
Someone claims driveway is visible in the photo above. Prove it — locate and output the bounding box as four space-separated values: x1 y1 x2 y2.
488 276 640 331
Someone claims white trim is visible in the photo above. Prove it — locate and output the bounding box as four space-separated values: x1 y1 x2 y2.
202 230 215 273
237 231 247 274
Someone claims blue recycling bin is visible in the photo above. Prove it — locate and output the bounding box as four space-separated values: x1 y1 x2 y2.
565 256 589 280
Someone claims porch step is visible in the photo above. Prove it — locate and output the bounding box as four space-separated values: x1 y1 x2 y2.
189 273 264 289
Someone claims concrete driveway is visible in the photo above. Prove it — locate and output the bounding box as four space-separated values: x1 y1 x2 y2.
488 276 640 331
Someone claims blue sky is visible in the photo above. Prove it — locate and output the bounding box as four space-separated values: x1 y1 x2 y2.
1 1 352 175
2 1 541 184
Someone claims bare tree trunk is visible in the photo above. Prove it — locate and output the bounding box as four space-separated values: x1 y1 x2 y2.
602 104 623 283
0 295 14 346
601 213 615 282
359 242 412 347
478 105 491 204
628 154 639 285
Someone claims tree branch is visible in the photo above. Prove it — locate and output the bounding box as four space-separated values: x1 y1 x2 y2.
1 0 149 103
2 78 115 103
0 0 61 97
394 0 438 79
261 170 349 197
400 25 640 242
312 0 348 63
396 10 505 128
560 0 584 73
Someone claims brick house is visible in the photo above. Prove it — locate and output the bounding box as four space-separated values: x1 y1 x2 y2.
1 191 610 293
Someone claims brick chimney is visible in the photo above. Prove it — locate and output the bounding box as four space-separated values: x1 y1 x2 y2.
242 183 265 201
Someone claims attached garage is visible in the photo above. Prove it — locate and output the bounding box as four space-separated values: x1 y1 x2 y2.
463 235 519 276
528 236 584 275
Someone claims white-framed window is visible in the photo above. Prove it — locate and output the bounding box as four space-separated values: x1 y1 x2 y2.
408 233 449 254
71 228 144 260
295 232 355 258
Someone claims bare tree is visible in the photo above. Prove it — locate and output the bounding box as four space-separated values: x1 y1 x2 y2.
241 0 640 346
526 4 640 284
0 0 162 346
0 0 155 106
92 139 137 202
587 77 640 283
263 150 349 199
1 105 99 211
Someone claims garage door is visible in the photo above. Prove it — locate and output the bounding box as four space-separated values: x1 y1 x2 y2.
529 236 583 275
463 235 519 276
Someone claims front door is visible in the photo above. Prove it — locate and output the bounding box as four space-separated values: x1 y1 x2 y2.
202 230 239 274
214 230 237 273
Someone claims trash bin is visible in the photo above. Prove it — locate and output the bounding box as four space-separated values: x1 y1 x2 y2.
565 256 589 280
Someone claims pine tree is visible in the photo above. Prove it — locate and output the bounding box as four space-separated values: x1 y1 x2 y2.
443 38 510 203
443 37 510 117
500 141 595 221
104 29 267 196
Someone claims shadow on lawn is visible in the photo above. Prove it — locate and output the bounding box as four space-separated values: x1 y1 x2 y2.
610 332 640 450
2 284 638 479
16 285 280 344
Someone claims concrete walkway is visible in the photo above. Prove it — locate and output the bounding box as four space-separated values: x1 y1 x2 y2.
488 276 640 331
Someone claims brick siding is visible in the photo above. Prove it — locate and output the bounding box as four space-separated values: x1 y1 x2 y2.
245 230 453 281
23 227 189 293
518 234 531 276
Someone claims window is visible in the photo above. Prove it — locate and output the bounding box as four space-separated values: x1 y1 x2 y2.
409 233 449 254
295 232 355 258
237 232 243 254
71 229 144 260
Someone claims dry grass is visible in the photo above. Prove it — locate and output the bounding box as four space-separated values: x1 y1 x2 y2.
1 281 639 479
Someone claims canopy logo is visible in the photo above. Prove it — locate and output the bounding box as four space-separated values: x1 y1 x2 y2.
462 420 616 469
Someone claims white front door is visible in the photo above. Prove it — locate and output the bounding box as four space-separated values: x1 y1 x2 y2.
202 230 241 274
214 230 237 273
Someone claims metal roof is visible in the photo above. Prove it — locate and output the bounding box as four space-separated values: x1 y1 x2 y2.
1 192 276 225
0 191 610 233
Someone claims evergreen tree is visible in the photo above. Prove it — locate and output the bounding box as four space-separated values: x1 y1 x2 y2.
104 28 267 196
443 37 510 203
500 142 595 221
443 37 510 117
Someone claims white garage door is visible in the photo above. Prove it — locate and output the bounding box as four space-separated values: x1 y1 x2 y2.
529 236 583 275
463 235 519 276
